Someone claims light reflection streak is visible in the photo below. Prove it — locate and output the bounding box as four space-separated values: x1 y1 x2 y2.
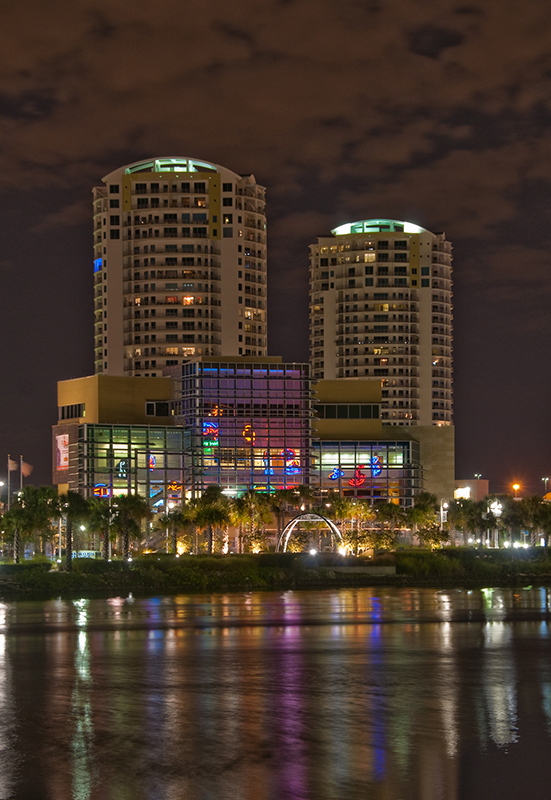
483 622 518 746
0 603 14 800
71 612 95 799
438 621 459 758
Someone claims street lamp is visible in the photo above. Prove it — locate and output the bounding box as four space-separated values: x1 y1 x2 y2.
440 500 449 533
474 473 482 480
543 477 549 495
513 483 520 498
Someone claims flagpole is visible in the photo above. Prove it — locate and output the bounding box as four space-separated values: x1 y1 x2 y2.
20 455 23 495
7 455 10 511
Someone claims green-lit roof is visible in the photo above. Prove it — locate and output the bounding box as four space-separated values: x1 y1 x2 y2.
124 157 218 174
331 219 428 236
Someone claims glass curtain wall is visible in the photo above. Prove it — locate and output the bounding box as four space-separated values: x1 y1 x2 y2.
77 424 185 509
311 440 421 505
174 362 312 496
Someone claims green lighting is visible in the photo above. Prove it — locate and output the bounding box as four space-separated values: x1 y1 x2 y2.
125 157 218 175
331 219 427 236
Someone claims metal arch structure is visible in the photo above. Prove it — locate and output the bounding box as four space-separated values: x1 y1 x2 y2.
276 512 343 553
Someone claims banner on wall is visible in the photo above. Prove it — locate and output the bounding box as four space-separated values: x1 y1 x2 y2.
56 434 69 470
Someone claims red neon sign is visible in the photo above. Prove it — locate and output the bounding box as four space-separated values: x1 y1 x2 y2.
348 465 366 487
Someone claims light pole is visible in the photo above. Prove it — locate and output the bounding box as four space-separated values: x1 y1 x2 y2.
474 473 482 480
513 483 520 499
440 500 449 533
489 499 502 547
543 477 549 495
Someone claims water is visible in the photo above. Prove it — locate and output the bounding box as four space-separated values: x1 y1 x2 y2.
2 587 551 799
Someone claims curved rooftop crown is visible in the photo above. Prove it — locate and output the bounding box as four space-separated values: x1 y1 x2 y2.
331 219 428 236
124 157 219 174
102 157 233 182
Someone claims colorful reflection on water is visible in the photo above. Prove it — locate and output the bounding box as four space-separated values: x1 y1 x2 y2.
3 587 551 799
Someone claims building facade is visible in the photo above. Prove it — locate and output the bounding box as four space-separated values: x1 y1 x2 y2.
53 359 313 505
309 219 453 426
312 378 422 506
93 157 267 377
53 368 454 510
53 375 185 507
171 357 312 497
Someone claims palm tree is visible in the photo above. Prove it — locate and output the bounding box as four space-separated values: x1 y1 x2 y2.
1 505 29 563
58 492 90 571
112 494 150 560
229 496 249 554
194 501 230 554
269 488 296 543
518 495 543 546
373 501 405 551
538 501 551 550
176 503 197 553
88 498 114 560
155 506 194 554
406 491 439 546
19 485 59 555
447 498 472 545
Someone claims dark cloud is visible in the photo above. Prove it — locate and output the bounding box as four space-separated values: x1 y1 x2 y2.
408 25 465 59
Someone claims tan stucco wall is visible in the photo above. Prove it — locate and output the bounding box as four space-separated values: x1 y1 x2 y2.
408 426 455 501
57 375 172 425
313 378 383 439
314 378 381 404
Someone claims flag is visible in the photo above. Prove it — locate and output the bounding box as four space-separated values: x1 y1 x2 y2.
8 458 17 471
21 461 33 477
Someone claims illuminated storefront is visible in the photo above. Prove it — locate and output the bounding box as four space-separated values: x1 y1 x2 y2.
311 440 422 505
171 357 311 496
54 423 186 509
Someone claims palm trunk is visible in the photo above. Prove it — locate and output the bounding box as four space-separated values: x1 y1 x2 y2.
102 526 109 561
13 527 20 564
123 526 130 560
207 523 213 555
65 520 73 571
172 527 177 554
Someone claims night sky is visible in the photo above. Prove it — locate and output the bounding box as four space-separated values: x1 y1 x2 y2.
1 0 550 495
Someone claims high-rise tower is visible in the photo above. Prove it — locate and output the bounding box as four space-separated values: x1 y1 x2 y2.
309 219 452 426
93 157 267 377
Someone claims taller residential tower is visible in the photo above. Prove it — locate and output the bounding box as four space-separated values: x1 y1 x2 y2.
93 157 267 377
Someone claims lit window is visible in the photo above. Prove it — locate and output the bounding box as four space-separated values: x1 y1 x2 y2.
182 296 194 305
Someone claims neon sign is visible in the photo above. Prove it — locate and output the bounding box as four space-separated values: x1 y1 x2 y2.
93 483 111 498
370 456 382 477
149 455 156 471
329 468 344 480
93 258 102 273
349 465 367 487
242 424 255 444
262 449 301 475
203 420 219 446
283 448 301 475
